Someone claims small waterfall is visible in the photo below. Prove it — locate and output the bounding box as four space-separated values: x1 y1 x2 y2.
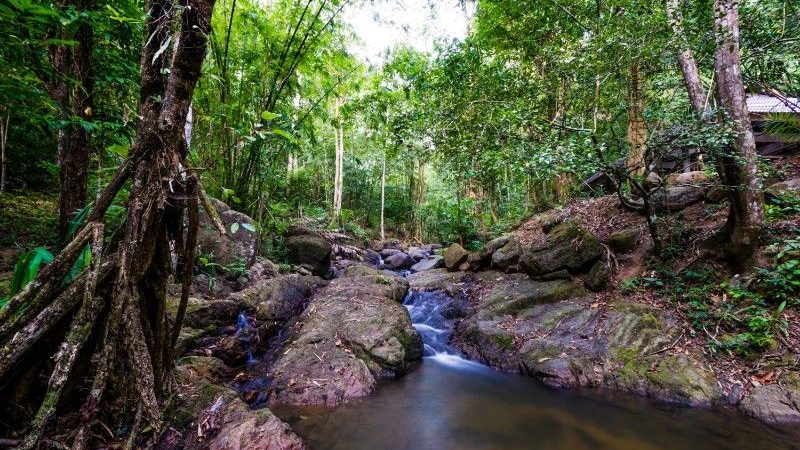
403 290 482 369
235 312 259 364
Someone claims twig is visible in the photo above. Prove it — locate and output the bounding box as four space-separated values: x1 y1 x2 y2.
648 331 685 356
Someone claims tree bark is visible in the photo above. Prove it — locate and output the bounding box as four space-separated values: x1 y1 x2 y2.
713 0 763 266
0 0 216 445
666 0 707 116
380 152 386 241
626 63 648 176
0 111 8 192
50 0 94 241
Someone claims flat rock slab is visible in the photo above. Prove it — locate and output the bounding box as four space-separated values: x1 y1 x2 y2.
450 272 722 407
267 266 422 407
740 376 800 425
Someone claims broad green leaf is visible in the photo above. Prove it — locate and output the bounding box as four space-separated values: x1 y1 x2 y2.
107 144 129 158
270 128 297 144
261 111 280 121
9 247 54 296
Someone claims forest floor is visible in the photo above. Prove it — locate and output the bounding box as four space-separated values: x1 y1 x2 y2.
511 189 800 402
0 191 59 297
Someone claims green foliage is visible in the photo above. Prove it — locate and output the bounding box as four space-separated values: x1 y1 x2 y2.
764 194 800 221
754 236 800 305
7 246 53 298
0 191 59 249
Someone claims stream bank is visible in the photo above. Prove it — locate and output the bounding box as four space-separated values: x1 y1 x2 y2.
160 210 799 449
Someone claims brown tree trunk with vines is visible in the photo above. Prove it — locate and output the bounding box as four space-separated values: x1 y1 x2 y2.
626 63 648 177
713 0 763 267
0 0 216 447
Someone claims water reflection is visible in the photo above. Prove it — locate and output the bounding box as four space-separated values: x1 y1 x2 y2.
276 359 798 450
274 288 798 450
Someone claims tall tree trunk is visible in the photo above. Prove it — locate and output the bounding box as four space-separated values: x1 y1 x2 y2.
413 158 425 241
0 0 216 446
331 102 344 224
52 0 94 240
0 111 8 192
666 0 707 116
713 0 763 266
380 152 386 241
626 63 648 177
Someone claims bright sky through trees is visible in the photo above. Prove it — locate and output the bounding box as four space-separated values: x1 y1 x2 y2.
345 0 474 64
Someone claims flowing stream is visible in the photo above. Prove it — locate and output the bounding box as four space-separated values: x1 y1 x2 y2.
274 289 799 450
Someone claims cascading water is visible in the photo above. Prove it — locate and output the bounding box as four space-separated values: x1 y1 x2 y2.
402 289 482 369
235 311 259 365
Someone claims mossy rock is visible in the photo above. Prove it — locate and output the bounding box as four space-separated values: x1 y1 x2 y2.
606 228 641 253
443 243 469 271
585 260 611 292
520 221 603 277
482 278 587 317
491 238 522 270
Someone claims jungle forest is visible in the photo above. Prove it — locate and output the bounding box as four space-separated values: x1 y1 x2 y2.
1 0 799 449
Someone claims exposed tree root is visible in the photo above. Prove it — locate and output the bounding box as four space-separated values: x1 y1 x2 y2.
0 0 216 446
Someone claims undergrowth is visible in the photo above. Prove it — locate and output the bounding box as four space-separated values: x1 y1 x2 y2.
625 233 799 358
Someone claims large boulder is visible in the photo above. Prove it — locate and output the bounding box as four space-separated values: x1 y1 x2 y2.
267 266 422 407
585 259 611 292
490 237 522 271
410 256 444 273
198 199 261 267
739 376 800 425
605 228 641 253
520 221 603 277
665 170 715 186
231 274 320 324
766 178 800 201
406 246 428 261
168 356 305 450
408 268 469 295
651 185 707 210
452 273 722 407
479 236 511 263
173 297 240 330
383 251 415 270
443 243 469 271
285 234 332 276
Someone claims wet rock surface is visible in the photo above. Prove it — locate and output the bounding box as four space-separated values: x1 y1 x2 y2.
165 356 305 450
446 272 722 407
266 266 422 407
740 375 800 425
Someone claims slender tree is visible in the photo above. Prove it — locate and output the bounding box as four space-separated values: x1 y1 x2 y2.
380 150 386 241
626 63 648 176
712 0 763 266
666 0 708 117
42 0 95 240
0 109 7 192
